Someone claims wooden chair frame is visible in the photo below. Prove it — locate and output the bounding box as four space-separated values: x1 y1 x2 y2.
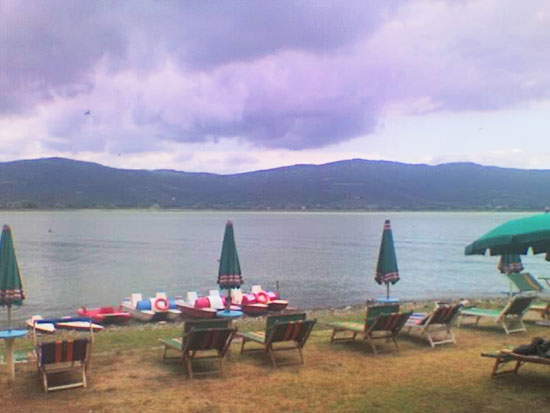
482 350 550 377
36 338 91 392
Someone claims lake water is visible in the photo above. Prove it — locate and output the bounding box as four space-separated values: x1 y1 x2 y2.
1 210 548 323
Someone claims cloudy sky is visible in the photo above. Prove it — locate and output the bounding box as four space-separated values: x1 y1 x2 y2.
2 0 550 173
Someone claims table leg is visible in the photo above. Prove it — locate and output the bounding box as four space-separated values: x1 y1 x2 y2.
6 338 15 383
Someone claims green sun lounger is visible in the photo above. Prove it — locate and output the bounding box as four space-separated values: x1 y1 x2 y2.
458 295 535 334
506 272 550 320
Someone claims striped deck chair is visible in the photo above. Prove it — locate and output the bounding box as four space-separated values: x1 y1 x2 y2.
239 313 316 367
362 312 412 354
36 338 91 392
328 302 400 344
160 320 235 378
458 295 535 334
405 304 463 347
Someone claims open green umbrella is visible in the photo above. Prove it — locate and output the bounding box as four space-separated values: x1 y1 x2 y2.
375 220 400 299
465 212 550 258
0 225 25 328
217 221 243 312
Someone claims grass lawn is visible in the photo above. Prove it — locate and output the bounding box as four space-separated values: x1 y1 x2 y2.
1 302 549 412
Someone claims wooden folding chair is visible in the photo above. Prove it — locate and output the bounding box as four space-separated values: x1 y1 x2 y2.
363 312 412 354
36 338 91 392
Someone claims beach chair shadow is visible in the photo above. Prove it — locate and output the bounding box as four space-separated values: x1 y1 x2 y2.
458 296 535 334
238 313 316 368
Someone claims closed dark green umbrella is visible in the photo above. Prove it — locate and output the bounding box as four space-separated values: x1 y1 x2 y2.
497 254 524 274
465 212 550 258
375 220 400 299
217 221 243 312
0 225 25 327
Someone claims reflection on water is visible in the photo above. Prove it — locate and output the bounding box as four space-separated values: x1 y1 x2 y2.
1 210 547 322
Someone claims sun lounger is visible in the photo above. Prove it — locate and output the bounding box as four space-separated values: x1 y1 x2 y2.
328 302 400 344
404 303 463 347
329 311 411 354
36 338 91 392
481 349 550 377
160 319 234 378
458 295 535 334
238 313 316 367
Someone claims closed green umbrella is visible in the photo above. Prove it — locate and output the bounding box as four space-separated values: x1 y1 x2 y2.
465 212 550 258
497 254 524 274
217 221 243 313
0 224 27 383
375 220 400 299
0 225 25 327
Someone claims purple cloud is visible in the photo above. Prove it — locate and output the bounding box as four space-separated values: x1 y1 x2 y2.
1 0 550 154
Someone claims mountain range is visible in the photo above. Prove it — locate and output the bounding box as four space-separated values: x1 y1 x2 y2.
1 157 549 210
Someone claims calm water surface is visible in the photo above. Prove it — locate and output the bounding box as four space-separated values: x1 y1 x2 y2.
1 210 548 323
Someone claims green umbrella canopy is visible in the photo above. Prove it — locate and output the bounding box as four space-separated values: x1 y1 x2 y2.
0 225 25 306
497 254 524 274
375 220 400 286
217 221 243 290
465 213 550 256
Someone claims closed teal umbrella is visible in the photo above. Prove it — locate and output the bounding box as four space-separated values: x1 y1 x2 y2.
217 221 243 313
497 254 524 274
375 220 400 299
0 225 25 327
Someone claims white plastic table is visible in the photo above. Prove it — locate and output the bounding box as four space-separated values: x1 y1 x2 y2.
0 329 28 383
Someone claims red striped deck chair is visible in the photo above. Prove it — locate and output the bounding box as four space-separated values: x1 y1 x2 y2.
363 312 412 355
161 326 236 378
405 304 463 347
36 338 91 392
239 313 316 367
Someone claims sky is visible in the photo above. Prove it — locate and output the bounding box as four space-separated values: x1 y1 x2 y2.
2 0 550 174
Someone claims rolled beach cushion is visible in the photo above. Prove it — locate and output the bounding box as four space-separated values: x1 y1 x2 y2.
255 291 269 304
194 296 210 309
241 293 257 305
136 299 152 311
266 291 279 301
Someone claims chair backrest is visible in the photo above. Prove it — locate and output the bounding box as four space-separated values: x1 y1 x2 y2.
425 304 463 326
507 272 544 293
183 319 232 335
267 319 317 348
186 291 198 305
251 285 262 294
182 328 235 354
231 289 244 305
209 289 221 297
131 293 143 308
365 303 400 329
38 338 90 366
502 295 535 317
368 312 412 335
208 294 224 309
266 313 306 337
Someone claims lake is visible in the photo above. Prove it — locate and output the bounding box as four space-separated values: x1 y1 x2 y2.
1 210 548 323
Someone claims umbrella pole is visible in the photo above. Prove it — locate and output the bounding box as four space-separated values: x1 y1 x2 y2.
226 290 231 312
7 304 12 331
386 284 390 300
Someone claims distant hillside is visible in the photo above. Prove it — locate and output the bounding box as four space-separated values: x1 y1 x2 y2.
1 157 550 210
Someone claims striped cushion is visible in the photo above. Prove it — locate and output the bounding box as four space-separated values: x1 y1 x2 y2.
39 339 89 365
